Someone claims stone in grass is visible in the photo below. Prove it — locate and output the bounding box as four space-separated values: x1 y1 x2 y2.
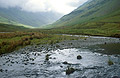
66 66 75 75
77 55 82 59
108 59 114 66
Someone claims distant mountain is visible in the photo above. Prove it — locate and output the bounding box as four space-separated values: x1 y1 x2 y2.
44 0 120 36
0 7 62 27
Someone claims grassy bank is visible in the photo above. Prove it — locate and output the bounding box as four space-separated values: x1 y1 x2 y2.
0 32 79 55
28 28 120 38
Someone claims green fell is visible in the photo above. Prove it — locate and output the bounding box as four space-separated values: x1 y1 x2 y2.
43 0 120 37
0 23 28 32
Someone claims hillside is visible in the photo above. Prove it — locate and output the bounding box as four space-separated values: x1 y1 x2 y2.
0 23 28 32
0 7 62 27
46 0 120 27
43 0 120 36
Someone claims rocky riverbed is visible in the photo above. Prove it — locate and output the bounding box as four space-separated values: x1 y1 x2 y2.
0 36 120 78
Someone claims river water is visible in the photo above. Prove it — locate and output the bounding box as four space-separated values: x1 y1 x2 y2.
0 36 120 78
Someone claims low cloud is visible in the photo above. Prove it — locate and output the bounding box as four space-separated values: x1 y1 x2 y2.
0 0 88 14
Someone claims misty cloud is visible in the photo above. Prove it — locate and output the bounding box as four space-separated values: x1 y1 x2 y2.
0 0 88 14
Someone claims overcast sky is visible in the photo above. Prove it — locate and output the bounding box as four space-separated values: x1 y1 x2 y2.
0 0 88 14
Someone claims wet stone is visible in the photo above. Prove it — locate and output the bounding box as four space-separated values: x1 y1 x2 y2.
24 63 28 65
77 55 82 59
30 63 35 65
62 61 68 64
66 67 75 75
0 69 3 72
60 66 63 68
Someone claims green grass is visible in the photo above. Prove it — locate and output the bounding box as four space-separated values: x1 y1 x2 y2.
0 32 79 55
108 59 114 66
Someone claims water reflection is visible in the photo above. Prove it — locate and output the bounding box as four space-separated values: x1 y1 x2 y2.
0 46 120 78
51 48 119 67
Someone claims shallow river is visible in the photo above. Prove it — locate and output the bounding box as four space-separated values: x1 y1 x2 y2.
0 36 120 78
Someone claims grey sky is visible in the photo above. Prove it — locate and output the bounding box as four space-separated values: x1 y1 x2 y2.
0 0 88 14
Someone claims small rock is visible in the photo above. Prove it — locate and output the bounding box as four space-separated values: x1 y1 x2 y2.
5 70 8 72
105 42 107 44
56 45 60 48
53 57 56 59
77 55 82 59
38 54 41 56
11 61 14 64
30 63 35 65
63 61 68 64
66 67 75 75
0 69 3 72
24 63 28 65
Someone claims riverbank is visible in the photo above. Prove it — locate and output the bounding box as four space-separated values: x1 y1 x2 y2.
0 32 80 55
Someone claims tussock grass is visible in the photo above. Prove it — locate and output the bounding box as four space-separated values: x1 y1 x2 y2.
0 32 79 55
108 59 114 66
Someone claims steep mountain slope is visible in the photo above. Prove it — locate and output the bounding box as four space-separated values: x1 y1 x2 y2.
0 7 62 27
46 0 120 29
